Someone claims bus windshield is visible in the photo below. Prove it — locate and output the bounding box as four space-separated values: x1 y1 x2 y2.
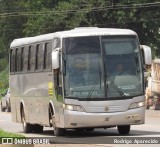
63 36 104 98
102 36 143 98
63 36 143 99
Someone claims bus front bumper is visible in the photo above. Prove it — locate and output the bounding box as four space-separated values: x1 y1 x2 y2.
62 107 145 128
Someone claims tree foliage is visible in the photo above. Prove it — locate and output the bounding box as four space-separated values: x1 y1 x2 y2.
0 0 160 87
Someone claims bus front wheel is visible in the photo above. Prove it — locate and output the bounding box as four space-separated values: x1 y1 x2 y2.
117 125 130 135
49 106 65 136
21 108 34 133
54 127 66 136
34 124 43 133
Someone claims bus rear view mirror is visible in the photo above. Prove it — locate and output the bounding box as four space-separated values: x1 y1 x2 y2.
140 45 152 65
52 49 60 69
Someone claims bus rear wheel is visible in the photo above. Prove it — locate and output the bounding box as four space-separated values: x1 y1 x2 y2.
117 125 130 135
54 127 66 136
34 124 43 133
21 108 34 133
85 128 94 132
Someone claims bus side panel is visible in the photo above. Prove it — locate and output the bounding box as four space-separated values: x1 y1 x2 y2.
31 72 55 126
10 72 57 126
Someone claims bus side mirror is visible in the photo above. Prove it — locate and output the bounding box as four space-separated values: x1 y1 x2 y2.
52 49 60 69
140 45 152 65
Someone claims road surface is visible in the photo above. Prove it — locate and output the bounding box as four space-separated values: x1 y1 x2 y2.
0 110 160 146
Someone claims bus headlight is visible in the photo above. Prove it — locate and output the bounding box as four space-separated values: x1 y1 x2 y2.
63 104 84 112
129 101 145 109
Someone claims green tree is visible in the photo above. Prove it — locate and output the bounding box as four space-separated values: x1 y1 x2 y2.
23 0 160 57
0 0 160 61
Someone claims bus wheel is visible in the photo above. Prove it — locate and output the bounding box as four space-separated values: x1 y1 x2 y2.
21 108 34 133
49 107 65 136
85 128 94 132
54 127 66 136
34 124 43 133
117 125 130 135
52 116 65 136
75 128 84 132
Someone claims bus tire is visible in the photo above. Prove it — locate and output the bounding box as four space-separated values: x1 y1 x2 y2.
75 128 84 132
34 124 43 133
85 128 94 132
54 127 66 136
117 125 130 135
21 108 34 133
49 105 65 136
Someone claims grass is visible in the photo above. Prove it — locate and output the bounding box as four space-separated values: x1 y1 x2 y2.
0 129 25 137
0 129 25 144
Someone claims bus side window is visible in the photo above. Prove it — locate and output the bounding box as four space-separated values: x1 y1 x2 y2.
21 47 24 71
35 44 43 71
23 46 28 72
28 45 35 72
10 49 14 73
17 48 22 72
44 42 52 71
15 48 18 72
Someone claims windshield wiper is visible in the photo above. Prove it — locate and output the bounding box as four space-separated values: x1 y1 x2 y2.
87 61 101 98
106 73 126 99
87 78 99 98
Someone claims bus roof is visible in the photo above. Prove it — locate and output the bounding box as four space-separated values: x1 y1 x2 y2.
10 27 137 48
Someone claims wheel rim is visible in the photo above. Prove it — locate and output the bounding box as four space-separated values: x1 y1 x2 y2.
52 115 56 132
49 107 56 129
22 110 26 131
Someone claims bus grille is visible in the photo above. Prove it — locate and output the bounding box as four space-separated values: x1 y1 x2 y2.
83 105 127 113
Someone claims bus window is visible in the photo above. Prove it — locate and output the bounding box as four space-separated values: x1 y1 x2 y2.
21 47 24 71
35 44 43 71
10 49 14 73
23 46 28 72
15 48 18 72
28 46 36 72
17 48 22 72
44 44 47 70
44 42 52 71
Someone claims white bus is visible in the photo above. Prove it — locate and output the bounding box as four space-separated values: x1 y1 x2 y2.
10 27 151 136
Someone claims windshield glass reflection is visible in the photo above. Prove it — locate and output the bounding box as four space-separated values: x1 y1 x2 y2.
63 36 143 99
102 36 143 97
63 36 104 98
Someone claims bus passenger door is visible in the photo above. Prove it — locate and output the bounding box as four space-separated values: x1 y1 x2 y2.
53 68 63 127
